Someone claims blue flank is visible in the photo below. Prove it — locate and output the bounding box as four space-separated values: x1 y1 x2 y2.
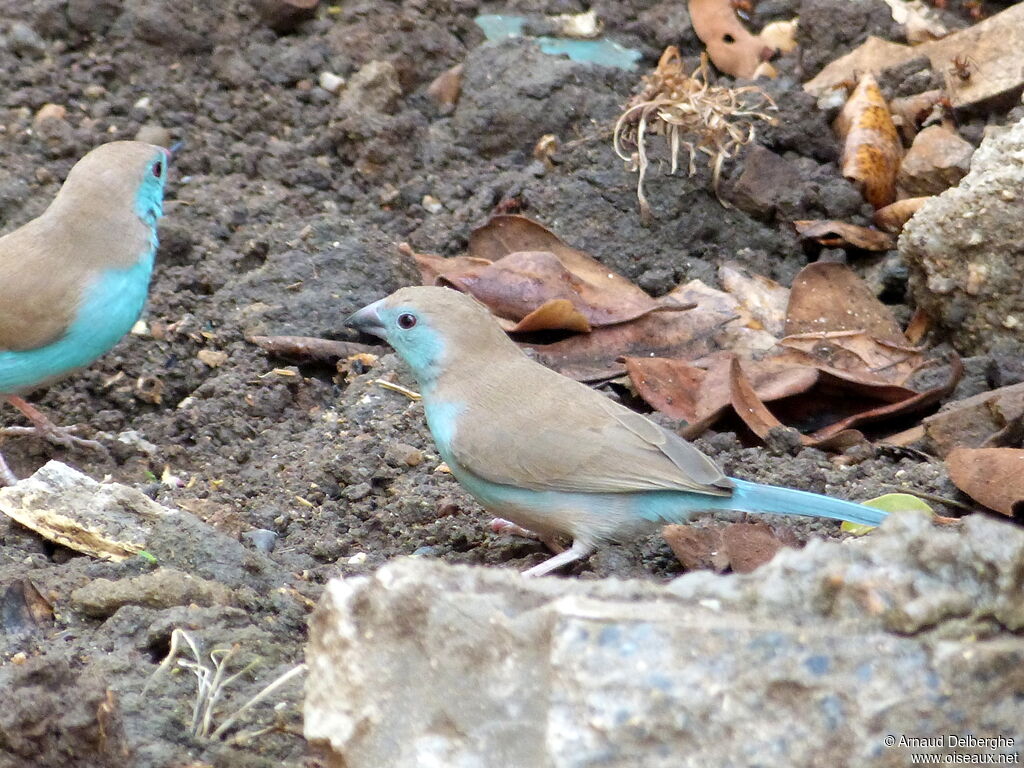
0 152 165 393
0 248 156 393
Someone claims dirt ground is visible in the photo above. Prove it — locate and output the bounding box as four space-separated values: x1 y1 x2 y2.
0 0 1016 765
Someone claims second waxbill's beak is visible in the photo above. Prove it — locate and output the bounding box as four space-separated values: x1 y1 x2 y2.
345 299 387 338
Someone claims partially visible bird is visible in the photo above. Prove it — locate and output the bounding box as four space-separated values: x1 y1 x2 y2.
346 286 887 577
0 141 170 485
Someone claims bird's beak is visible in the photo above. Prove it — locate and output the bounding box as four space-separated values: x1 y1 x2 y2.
345 299 387 338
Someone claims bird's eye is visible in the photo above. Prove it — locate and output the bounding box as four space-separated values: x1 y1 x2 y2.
152 161 163 178
397 313 417 330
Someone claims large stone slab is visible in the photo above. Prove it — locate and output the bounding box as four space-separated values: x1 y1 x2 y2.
901 117 1024 354
305 512 1024 767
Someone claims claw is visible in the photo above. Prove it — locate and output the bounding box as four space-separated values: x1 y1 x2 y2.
3 396 106 453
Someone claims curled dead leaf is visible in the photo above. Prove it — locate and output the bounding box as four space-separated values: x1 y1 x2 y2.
688 0 775 79
947 447 1024 519
873 196 931 233
793 220 896 251
833 73 902 209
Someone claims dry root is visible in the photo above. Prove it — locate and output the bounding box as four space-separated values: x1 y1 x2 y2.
613 47 777 222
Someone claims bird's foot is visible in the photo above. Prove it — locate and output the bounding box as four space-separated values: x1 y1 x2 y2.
0 452 17 487
522 539 596 578
3 396 105 452
488 517 565 554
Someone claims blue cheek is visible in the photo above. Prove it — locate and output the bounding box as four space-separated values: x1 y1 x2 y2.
390 325 446 388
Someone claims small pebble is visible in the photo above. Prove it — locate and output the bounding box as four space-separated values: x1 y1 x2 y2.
242 529 279 553
347 552 368 565
33 103 66 127
411 546 440 557
83 84 106 100
384 442 424 468
7 22 45 58
421 194 443 214
343 482 372 501
318 71 345 94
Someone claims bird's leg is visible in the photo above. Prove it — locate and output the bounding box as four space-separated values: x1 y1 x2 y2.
1 396 104 452
489 517 565 553
0 451 17 486
521 539 596 578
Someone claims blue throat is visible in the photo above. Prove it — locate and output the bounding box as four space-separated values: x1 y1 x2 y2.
0 169 164 394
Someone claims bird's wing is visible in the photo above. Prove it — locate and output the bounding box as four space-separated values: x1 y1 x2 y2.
0 219 80 351
447 362 733 496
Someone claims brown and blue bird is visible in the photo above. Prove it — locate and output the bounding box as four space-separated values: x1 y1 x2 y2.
0 141 170 484
347 286 888 576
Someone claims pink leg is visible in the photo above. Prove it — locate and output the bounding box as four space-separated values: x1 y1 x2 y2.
522 539 596 578
488 517 565 553
0 451 17 486
2 396 105 452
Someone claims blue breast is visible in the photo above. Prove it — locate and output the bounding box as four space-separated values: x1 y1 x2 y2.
0 248 156 393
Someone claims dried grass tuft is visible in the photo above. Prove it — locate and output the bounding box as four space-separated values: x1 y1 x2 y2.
613 47 777 222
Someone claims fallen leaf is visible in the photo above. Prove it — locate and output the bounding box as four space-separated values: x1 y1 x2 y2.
662 524 728 571
947 447 1024 518
407 216 684 331
530 308 720 382
728 357 865 449
873 196 931 233
627 352 817 425
833 73 902 209
721 521 788 573
759 19 798 55
687 0 774 79
718 262 788 338
774 331 924 386
793 220 896 251
784 262 906 343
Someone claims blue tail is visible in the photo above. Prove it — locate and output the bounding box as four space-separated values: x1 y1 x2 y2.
727 478 886 527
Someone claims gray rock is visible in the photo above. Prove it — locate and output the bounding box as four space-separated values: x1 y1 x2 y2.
70 567 234 618
6 22 46 58
305 511 1024 767
901 117 1024 354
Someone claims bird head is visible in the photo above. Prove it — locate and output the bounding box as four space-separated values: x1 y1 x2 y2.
345 286 518 387
50 141 170 230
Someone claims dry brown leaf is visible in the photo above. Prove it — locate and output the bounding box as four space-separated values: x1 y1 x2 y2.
626 352 817 425
785 262 906 343
728 357 866 449
670 279 779 357
687 0 774 79
501 298 590 333
833 73 902 209
775 332 924 386
874 196 931 233
662 525 729 572
947 447 1024 518
529 309 722 382
718 262 788 338
793 220 896 251
720 522 789 573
